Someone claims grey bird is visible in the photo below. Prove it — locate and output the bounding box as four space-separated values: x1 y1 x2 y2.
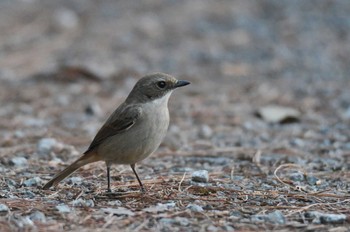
42 73 190 192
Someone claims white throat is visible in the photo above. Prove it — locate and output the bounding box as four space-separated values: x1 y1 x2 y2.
151 91 172 106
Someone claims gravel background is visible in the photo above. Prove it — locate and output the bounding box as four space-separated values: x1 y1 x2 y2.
0 0 349 231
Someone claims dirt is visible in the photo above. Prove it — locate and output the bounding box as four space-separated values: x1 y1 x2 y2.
0 0 349 231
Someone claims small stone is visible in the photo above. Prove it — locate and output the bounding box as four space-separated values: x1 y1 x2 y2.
231 175 244 181
261 183 274 190
23 190 36 199
290 138 305 147
143 202 176 213
67 177 82 185
267 210 286 224
56 204 71 213
222 225 235 231
10 157 28 167
256 105 300 124
207 225 219 232
23 118 47 127
29 211 46 223
159 217 190 226
251 210 285 225
343 107 350 119
289 171 305 182
107 200 122 206
101 207 135 216
0 204 9 212
54 8 79 29
10 216 34 228
14 130 25 138
191 170 209 183
306 176 319 185
186 203 204 212
6 179 17 188
37 138 58 155
85 100 102 116
23 177 42 187
71 198 94 207
159 218 176 225
305 211 347 224
230 210 242 218
198 125 213 139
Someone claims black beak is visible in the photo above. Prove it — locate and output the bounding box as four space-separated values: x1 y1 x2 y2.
174 80 190 88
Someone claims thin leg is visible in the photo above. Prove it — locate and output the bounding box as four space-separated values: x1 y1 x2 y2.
107 166 111 192
130 164 145 192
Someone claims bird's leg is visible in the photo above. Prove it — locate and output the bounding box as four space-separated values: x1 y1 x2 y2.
130 164 145 192
107 166 111 192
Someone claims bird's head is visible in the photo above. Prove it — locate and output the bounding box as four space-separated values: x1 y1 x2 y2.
126 73 190 103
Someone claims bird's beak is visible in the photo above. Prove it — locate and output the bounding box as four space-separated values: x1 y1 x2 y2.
174 80 190 88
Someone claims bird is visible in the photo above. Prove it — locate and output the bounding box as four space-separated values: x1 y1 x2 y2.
42 73 190 192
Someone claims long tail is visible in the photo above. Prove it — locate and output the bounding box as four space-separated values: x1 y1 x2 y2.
42 151 100 190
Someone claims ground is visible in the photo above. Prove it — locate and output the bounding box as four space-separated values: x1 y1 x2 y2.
0 0 349 231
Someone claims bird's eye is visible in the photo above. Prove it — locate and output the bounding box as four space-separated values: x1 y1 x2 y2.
157 81 167 89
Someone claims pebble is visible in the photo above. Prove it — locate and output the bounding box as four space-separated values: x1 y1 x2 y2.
0 204 9 212
56 204 71 213
23 177 43 187
159 217 190 226
222 225 235 231
101 207 135 216
187 157 229 165
14 130 25 138
230 211 241 219
256 105 300 124
54 8 79 29
10 157 28 167
23 190 36 199
186 203 204 212
107 200 123 206
198 124 213 139
305 211 347 224
67 177 82 185
306 176 319 185
37 138 58 155
23 118 47 127
84 100 102 116
6 179 17 188
29 211 46 223
267 210 286 224
191 170 209 183
71 199 95 207
343 107 350 119
10 216 34 228
207 225 218 231
143 202 176 213
290 138 305 147
251 210 286 225
289 171 305 182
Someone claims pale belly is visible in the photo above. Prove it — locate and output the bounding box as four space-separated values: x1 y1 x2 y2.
97 103 169 165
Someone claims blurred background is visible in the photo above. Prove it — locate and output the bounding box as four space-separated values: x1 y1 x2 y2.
1 0 349 80
1 0 349 150
0 0 349 230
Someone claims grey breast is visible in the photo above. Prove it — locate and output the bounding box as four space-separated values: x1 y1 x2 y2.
99 99 170 165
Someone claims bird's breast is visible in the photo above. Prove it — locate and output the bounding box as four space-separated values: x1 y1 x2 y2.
100 99 170 165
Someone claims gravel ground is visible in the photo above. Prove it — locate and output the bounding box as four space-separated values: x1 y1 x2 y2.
0 0 349 231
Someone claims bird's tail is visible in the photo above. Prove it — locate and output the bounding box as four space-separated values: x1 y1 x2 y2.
42 151 100 190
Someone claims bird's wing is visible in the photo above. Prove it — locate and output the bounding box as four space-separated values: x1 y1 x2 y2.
85 103 143 153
